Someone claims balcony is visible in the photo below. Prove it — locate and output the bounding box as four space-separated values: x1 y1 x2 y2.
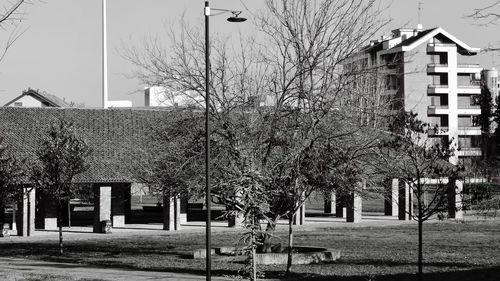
457 85 481 95
428 85 449 94
457 147 482 157
458 126 481 135
428 126 449 136
427 105 449 115
427 63 448 73
457 105 481 115
457 63 482 74
427 43 456 53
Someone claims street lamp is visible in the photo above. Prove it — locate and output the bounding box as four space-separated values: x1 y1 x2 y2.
204 1 246 280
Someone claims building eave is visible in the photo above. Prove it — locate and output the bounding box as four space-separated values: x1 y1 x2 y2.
401 27 480 54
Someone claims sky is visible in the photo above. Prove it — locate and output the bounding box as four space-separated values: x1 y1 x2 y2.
0 0 499 107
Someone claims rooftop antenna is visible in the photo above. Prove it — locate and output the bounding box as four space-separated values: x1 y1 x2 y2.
417 1 423 28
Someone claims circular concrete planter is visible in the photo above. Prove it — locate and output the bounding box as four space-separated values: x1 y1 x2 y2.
255 246 340 265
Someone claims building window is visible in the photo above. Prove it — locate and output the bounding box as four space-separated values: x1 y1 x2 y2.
13 102 23 107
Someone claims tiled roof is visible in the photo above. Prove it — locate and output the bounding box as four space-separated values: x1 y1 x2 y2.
0 107 171 183
36 91 71 107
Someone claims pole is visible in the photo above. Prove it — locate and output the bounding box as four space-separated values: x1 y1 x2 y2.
102 0 108 109
204 1 211 281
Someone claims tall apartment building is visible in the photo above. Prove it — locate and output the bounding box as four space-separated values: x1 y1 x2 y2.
354 26 482 165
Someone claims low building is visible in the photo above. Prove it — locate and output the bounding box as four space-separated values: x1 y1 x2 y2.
0 107 186 236
4 89 71 108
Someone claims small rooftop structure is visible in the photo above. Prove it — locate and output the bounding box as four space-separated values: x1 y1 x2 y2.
4 89 71 108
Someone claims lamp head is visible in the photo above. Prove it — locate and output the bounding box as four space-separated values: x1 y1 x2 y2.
227 11 247 23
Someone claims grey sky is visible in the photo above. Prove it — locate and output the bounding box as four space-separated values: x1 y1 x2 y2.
0 0 498 107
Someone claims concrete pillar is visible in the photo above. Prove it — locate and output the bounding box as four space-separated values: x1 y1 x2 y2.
335 190 346 218
11 203 16 231
16 187 36 237
111 184 131 227
346 181 363 223
228 210 244 227
447 178 463 219
293 202 306 225
384 179 399 217
180 196 188 224
163 193 181 231
35 190 54 230
398 181 413 220
36 190 58 230
324 192 336 214
93 185 111 233
124 186 132 224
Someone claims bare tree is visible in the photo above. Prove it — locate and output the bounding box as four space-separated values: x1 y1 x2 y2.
32 119 91 255
467 0 500 25
0 136 25 232
0 0 34 63
375 111 458 281
124 0 390 276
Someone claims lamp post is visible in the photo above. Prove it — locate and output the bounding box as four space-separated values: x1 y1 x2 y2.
102 0 108 109
204 1 246 280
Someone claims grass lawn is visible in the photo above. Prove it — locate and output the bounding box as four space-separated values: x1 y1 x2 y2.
0 272 104 281
0 219 499 280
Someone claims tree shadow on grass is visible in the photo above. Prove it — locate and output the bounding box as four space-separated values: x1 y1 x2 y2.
2 241 499 280
334 259 475 268
280 266 500 281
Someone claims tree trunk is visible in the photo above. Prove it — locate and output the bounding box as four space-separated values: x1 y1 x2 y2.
58 204 64 255
286 215 294 276
0 201 5 225
251 215 257 281
418 218 423 281
417 185 423 281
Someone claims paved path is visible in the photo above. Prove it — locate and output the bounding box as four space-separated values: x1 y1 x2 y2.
0 257 232 281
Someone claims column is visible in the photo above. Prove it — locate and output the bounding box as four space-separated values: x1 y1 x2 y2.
228 190 244 227
227 210 244 227
16 187 36 237
447 178 463 219
335 190 346 218
35 190 57 230
346 180 363 223
163 192 181 230
324 192 336 214
124 185 132 224
384 179 399 217
398 181 413 220
0 202 6 237
60 200 70 227
93 185 111 233
293 202 306 225
112 184 131 227
11 203 16 232
180 196 188 224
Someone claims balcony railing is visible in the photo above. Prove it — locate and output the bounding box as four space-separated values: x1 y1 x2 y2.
458 105 480 109
428 84 449 94
428 126 449 135
457 147 482 157
428 63 448 68
428 105 449 109
428 105 449 115
458 126 481 135
457 63 480 68
458 126 481 130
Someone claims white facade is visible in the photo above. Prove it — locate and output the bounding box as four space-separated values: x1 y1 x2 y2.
108 100 133 108
144 86 203 107
5 95 47 107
